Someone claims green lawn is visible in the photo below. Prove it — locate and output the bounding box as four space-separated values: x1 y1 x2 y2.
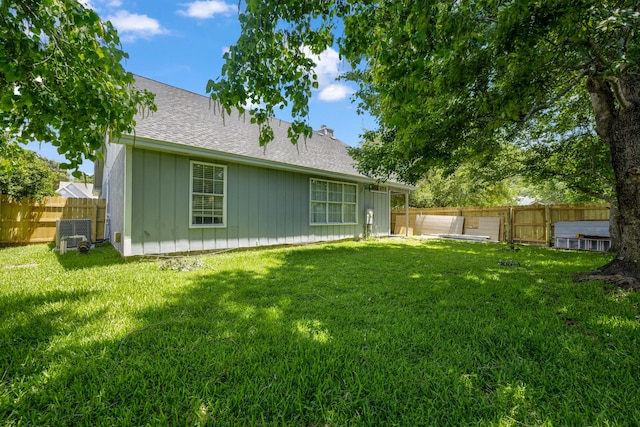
1 239 638 426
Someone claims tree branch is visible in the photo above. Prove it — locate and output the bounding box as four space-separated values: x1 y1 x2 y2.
586 77 617 144
605 75 633 110
521 69 590 124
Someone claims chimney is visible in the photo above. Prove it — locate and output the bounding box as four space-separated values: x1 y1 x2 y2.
318 124 335 138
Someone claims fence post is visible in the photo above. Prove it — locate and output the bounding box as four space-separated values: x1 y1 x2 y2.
507 207 513 243
544 204 551 247
405 193 409 237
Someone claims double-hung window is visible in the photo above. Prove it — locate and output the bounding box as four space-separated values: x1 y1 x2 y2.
310 178 358 224
190 161 226 227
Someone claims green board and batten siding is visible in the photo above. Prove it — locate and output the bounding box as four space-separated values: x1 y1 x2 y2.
125 148 382 256
362 189 391 237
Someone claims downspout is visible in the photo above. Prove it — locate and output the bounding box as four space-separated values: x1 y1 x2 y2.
123 145 133 256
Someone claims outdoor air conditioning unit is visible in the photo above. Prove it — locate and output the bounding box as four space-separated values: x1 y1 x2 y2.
56 219 92 250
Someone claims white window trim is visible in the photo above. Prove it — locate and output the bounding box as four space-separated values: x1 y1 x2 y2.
189 160 227 228
309 178 358 226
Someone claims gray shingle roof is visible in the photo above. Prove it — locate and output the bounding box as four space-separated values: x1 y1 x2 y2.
128 75 368 179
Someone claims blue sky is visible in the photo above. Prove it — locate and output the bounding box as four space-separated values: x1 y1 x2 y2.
29 0 376 174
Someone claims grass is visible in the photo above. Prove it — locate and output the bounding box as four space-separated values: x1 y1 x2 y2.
0 238 639 426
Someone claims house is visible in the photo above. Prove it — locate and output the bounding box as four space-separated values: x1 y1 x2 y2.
95 76 413 257
56 181 97 198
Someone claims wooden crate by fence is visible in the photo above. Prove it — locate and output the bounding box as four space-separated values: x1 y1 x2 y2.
0 195 106 245
391 203 610 245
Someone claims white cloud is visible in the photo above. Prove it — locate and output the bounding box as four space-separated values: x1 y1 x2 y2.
311 48 341 87
106 10 167 41
81 0 120 11
243 99 263 110
241 90 266 110
302 47 354 102
178 1 236 19
83 2 167 42
318 83 354 102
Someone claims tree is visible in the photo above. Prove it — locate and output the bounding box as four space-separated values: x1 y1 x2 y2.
520 135 614 205
0 141 68 200
0 0 155 174
209 1 640 278
404 166 518 209
512 84 615 203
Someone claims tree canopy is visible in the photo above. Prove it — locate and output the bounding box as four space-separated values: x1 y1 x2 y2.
0 142 69 200
401 165 518 208
0 0 155 173
210 2 637 179
396 139 612 208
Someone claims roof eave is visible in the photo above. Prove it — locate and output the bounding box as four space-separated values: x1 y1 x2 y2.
113 135 414 191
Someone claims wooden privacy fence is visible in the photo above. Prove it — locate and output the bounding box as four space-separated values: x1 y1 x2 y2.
0 195 106 245
391 203 611 245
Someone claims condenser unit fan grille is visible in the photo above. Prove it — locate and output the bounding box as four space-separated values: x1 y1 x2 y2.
56 219 92 249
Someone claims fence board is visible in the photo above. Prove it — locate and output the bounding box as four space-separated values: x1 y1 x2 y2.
0 195 106 245
391 203 610 245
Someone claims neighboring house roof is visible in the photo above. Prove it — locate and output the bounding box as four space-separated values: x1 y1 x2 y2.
117 76 412 190
56 181 96 198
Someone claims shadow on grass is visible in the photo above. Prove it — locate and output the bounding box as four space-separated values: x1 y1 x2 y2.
53 242 126 271
0 288 105 417
2 240 638 425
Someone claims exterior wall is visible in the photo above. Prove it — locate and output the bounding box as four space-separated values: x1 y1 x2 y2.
102 142 127 254
362 188 391 236
123 148 390 256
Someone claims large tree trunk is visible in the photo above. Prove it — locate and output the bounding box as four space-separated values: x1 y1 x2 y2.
587 75 640 278
608 201 621 254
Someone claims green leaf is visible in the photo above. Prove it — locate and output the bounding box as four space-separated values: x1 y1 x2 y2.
1 0 156 169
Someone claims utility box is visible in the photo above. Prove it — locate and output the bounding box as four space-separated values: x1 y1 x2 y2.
366 209 374 225
56 219 92 250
